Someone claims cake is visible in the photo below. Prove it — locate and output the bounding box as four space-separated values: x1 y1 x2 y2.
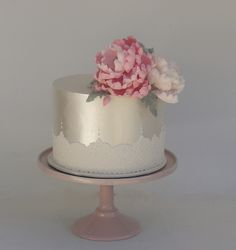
48 36 184 178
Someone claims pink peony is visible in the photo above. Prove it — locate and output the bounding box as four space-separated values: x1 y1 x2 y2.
94 36 155 100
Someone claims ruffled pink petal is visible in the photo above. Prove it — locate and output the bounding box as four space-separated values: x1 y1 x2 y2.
102 48 117 70
103 95 111 106
96 52 103 64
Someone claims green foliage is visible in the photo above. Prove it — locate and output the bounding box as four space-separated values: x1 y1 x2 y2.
88 79 97 89
86 91 108 102
139 42 154 54
141 92 158 116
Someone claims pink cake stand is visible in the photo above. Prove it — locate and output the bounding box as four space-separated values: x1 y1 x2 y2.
38 148 176 241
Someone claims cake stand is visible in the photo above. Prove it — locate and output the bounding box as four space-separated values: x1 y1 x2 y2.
38 148 177 241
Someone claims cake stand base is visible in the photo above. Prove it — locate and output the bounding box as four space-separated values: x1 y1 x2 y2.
73 211 140 241
72 185 140 241
38 148 176 241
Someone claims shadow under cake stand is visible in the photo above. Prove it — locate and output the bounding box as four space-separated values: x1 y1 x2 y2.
38 148 177 241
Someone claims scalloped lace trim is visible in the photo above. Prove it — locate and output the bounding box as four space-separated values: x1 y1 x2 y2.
52 127 166 177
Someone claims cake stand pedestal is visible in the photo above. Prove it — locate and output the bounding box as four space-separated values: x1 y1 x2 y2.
38 148 176 241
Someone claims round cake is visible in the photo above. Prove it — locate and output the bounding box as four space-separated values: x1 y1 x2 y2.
48 36 184 178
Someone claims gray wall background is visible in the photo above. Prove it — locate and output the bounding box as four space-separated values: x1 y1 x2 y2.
0 1 235 249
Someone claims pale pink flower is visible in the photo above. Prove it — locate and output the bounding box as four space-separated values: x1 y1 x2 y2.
148 57 185 103
94 36 155 99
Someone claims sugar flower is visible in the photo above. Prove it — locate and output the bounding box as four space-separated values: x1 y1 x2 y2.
148 57 184 103
87 36 185 115
92 36 155 102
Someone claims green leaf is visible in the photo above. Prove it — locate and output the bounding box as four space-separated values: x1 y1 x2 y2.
90 79 97 85
86 91 108 102
86 92 97 102
141 92 158 116
88 79 98 89
149 102 158 116
139 42 154 54
147 48 154 54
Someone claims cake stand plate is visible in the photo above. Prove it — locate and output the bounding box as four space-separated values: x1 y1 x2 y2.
38 148 177 241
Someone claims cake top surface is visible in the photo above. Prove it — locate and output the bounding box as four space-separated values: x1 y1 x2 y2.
53 74 92 94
